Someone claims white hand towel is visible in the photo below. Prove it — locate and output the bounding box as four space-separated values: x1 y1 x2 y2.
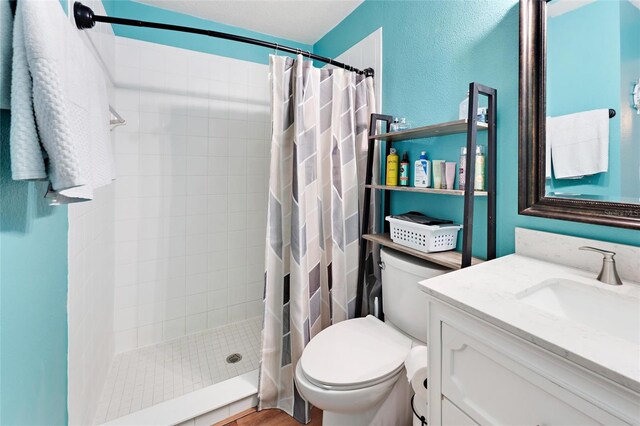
0 0 13 109
10 0 114 203
9 0 45 180
547 109 609 179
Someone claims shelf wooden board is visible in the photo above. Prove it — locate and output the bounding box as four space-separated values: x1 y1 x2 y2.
363 233 484 270
366 184 488 197
370 119 488 142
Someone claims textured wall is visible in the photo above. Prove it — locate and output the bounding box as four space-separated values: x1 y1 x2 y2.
314 0 640 255
0 108 69 424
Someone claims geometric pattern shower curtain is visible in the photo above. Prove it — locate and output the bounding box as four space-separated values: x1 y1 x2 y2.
258 55 376 423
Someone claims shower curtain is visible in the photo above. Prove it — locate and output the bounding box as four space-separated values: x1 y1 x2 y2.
258 55 377 422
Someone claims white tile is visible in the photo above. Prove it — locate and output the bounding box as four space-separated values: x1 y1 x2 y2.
164 297 186 320
186 293 208 315
208 270 229 291
245 301 263 319
228 304 246 322
227 230 246 249
186 233 208 255
137 323 163 347
186 313 207 334
208 250 229 272
228 139 247 158
208 289 228 310
163 318 185 340
207 195 228 214
187 116 209 137
115 329 138 353
208 137 229 156
115 285 138 309
186 273 208 295
228 284 246 305
208 232 228 252
187 176 208 196
137 302 165 326
208 157 229 176
228 249 247 268
114 306 138 331
209 119 228 138
185 214 208 235
246 282 263 302
186 156 208 176
228 157 246 176
207 308 228 328
187 136 209 156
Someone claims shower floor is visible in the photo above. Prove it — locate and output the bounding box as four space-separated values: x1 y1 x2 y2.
94 317 262 424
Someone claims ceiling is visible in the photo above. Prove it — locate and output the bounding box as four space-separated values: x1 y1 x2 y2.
136 0 364 45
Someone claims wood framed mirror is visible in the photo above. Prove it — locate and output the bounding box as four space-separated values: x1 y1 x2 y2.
518 0 640 230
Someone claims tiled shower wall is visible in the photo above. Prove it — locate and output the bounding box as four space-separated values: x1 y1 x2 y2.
112 37 269 352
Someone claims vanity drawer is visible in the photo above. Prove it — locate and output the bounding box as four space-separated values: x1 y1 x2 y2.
441 322 626 425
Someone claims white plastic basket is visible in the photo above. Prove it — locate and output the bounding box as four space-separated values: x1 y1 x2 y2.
386 216 462 253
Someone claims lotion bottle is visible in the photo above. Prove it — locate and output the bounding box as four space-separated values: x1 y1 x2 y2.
386 148 399 186
414 151 430 188
399 152 410 186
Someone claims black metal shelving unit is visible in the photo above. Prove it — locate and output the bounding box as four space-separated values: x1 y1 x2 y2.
355 82 497 316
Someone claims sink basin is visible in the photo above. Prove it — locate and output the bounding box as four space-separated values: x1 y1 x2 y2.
517 278 640 345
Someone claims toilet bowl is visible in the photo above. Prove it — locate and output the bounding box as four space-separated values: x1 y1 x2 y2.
294 315 413 426
294 248 449 426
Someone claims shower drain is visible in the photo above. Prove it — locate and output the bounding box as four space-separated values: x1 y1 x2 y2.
226 353 243 364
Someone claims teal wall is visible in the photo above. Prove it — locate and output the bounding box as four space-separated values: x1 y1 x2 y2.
314 0 640 256
103 0 311 64
547 0 621 198
1 1 68 424
0 110 69 424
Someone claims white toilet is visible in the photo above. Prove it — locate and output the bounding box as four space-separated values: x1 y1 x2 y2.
294 248 449 426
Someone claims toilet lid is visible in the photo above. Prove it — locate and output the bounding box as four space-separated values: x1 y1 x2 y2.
299 315 412 389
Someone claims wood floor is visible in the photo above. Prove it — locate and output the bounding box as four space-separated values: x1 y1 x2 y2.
216 407 323 426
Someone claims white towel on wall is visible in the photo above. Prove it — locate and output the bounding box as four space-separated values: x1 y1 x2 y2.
0 0 13 109
547 109 609 179
10 0 113 202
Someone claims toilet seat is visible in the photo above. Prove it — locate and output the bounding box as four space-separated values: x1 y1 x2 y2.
299 315 412 391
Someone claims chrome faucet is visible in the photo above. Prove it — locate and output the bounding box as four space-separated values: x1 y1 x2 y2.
579 246 623 286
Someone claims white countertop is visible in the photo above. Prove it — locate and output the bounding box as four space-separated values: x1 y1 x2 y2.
418 254 640 393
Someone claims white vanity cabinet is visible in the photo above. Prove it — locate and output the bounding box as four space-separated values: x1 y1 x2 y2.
426 299 640 425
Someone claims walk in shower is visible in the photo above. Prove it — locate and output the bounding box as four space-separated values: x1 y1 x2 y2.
68 29 270 424
103 36 269 422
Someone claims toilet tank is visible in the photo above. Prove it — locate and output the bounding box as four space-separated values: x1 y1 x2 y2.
380 248 449 343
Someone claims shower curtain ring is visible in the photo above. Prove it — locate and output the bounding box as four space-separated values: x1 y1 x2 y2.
274 43 279 55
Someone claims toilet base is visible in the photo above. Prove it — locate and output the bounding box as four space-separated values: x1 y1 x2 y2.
321 374 412 426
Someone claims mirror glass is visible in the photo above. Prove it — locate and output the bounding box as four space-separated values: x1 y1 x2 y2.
545 0 640 204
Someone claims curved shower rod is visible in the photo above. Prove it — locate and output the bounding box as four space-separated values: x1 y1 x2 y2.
73 2 375 78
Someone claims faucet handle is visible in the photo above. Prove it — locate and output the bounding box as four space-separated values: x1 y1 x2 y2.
579 246 616 260
579 246 623 286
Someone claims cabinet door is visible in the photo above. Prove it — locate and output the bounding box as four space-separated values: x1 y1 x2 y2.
442 396 478 426
441 323 626 425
